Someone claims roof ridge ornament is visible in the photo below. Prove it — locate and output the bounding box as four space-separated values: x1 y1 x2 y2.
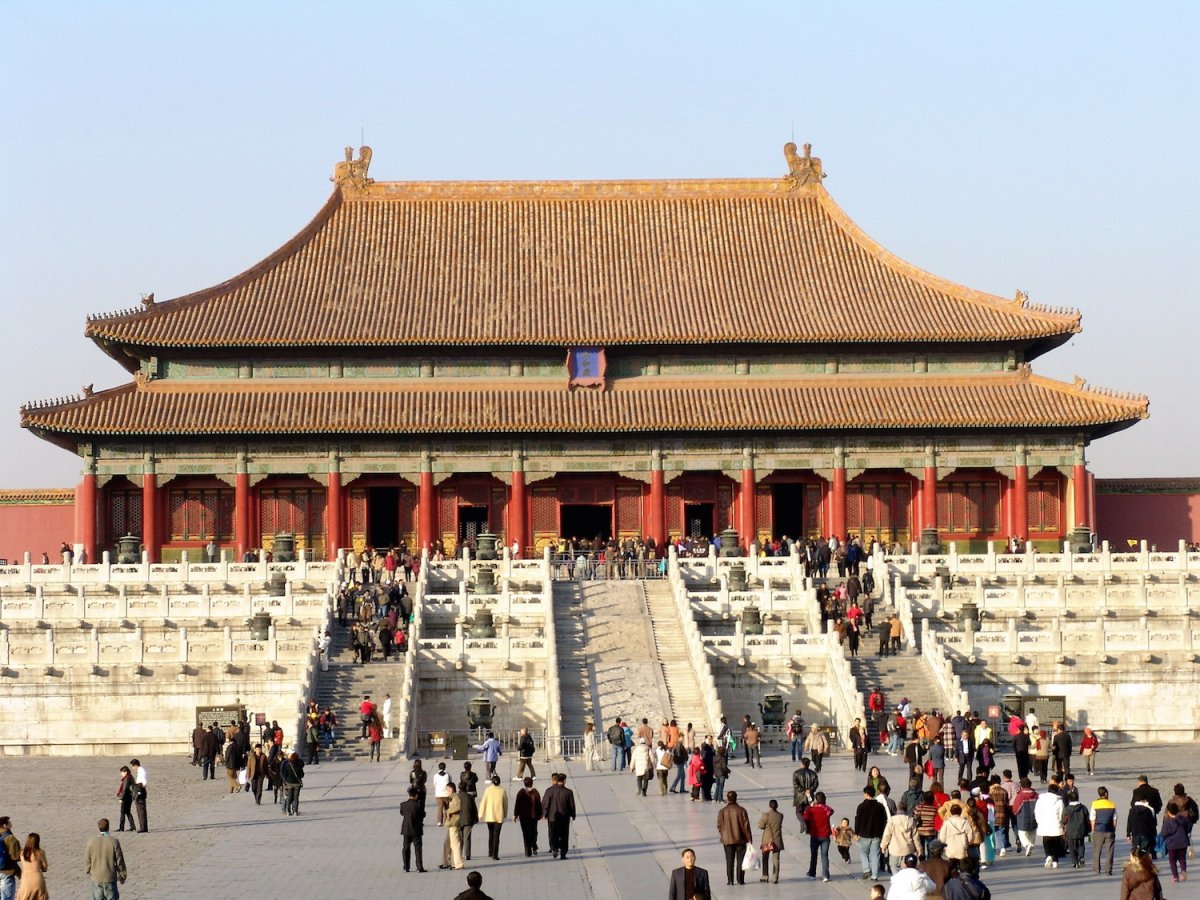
1013 289 1028 307
140 292 155 309
783 142 824 189
332 145 374 193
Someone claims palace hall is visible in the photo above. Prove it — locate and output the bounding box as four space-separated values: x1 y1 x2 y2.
20 144 1147 562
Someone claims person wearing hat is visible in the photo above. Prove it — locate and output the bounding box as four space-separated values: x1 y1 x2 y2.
887 853 936 900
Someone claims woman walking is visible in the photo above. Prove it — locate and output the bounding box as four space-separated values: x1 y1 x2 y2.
1079 727 1100 775
582 722 598 772
1120 846 1164 899
14 834 48 900
116 766 136 832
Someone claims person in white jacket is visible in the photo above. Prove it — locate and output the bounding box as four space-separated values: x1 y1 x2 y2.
630 737 655 797
888 854 936 900
1033 783 1065 868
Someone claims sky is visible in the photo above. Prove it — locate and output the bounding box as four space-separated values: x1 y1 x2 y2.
1 1 1197 487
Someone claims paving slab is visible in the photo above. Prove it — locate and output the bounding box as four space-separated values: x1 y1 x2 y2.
0 741 1194 898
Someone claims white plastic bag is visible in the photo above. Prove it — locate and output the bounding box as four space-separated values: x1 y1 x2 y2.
742 845 761 871
237 768 248 786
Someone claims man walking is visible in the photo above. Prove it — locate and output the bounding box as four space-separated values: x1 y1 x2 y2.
804 724 830 773
542 773 576 860
717 791 753 886
854 785 888 879
400 787 427 873
802 791 835 882
517 728 537 781
474 731 502 779
199 725 219 780
792 757 819 826
85 818 127 899
0 817 19 900
607 717 626 771
129 759 149 832
668 848 712 900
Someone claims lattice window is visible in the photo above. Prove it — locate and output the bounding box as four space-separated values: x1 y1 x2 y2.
616 486 642 534
716 484 734 532
259 489 323 543
169 489 233 540
532 488 557 534
440 489 457 533
349 489 367 535
1028 479 1063 534
938 480 1001 535
755 487 772 537
491 487 507 536
803 484 822 538
848 482 911 543
666 485 683 534
107 489 142 542
398 487 417 538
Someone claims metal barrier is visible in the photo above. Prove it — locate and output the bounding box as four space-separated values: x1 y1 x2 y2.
412 730 590 760
548 555 667 581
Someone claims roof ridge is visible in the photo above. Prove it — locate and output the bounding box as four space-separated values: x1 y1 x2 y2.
808 186 1082 330
1027 371 1149 414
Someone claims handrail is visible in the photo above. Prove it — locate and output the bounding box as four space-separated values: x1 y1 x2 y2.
920 619 971 714
823 625 864 748
667 572 724 733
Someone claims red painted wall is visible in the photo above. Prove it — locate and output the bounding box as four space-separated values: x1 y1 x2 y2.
0 500 75 563
1095 489 1200 547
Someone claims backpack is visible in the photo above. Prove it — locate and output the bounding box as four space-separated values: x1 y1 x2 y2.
0 833 14 871
607 724 624 746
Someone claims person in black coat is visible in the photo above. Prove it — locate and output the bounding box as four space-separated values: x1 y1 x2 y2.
452 871 494 900
541 772 577 860
1126 799 1158 855
1050 724 1073 780
1132 776 1163 814
399 787 426 873
668 848 712 900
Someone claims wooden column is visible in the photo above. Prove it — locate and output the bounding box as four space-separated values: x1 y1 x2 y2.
1072 463 1089 528
1012 463 1029 541
142 472 160 563
327 470 344 560
418 453 436 551
234 464 250 561
647 450 665 547
740 467 756 547
510 470 527 557
922 466 938 535
76 472 97 563
830 467 847 540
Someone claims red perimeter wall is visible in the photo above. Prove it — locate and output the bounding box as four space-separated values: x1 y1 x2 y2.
0 494 75 563
1095 483 1200 548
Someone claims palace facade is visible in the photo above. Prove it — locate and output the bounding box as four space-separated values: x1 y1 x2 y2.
21 144 1148 561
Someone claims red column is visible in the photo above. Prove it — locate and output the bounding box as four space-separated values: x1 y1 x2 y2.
234 473 250 561
510 471 527 557
76 473 97 563
418 471 436 551
830 467 847 540
1012 464 1029 541
922 466 938 535
1088 472 1097 534
648 469 665 547
1072 463 1089 528
327 471 343 560
142 474 160 563
740 468 756 547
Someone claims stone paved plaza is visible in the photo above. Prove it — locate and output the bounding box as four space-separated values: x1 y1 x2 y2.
1 739 1194 899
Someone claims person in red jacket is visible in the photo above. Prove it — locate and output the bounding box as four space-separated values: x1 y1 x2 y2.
802 791 835 882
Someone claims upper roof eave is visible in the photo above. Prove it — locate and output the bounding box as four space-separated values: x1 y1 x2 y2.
80 148 1083 353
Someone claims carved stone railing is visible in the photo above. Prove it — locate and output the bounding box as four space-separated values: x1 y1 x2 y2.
920 619 973 715
668 573 724 733
886 541 1200 581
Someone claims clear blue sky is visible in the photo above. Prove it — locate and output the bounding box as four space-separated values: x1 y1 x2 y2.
1 1 1196 487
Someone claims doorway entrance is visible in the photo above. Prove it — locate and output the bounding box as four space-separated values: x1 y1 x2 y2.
771 483 807 541
560 504 612 541
458 506 489 544
367 487 400 548
684 503 714 540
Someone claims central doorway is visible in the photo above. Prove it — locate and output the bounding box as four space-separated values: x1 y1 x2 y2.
771 483 807 540
367 487 400 548
684 503 714 540
458 506 489 543
560 504 612 541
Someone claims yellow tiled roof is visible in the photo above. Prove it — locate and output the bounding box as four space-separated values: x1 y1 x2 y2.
83 152 1081 352
20 371 1147 443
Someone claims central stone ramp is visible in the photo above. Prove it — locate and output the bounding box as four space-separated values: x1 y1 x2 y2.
556 580 672 734
643 579 712 735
